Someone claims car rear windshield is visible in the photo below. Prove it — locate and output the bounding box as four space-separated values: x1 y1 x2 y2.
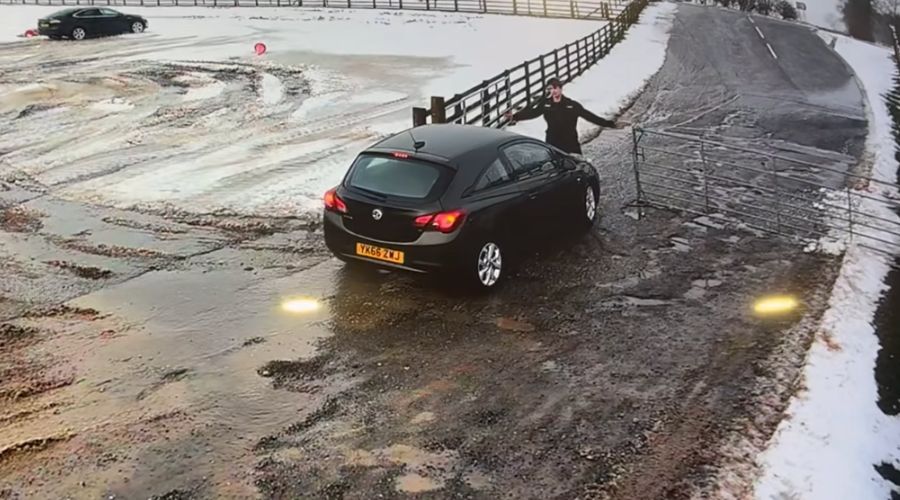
346 154 451 199
50 8 80 17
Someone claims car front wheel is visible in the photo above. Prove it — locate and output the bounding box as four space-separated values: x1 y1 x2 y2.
131 21 145 33
71 27 86 40
581 184 598 228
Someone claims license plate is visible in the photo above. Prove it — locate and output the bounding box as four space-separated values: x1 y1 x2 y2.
356 243 404 264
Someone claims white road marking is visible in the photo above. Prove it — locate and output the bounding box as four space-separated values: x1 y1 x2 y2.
766 42 779 60
747 14 756 25
755 26 765 39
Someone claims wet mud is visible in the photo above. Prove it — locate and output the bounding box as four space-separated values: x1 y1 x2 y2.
0 4 866 500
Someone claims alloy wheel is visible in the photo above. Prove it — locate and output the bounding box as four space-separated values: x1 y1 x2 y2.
476 242 502 287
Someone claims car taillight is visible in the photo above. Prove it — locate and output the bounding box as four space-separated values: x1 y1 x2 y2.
324 188 347 213
413 210 465 233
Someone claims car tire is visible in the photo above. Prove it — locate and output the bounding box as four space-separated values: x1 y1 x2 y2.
71 27 86 41
580 183 598 229
131 21 145 34
469 240 504 291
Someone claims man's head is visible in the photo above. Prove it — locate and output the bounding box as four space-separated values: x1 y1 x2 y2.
546 77 563 100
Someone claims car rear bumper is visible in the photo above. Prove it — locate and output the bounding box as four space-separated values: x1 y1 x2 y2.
323 212 464 274
37 25 61 35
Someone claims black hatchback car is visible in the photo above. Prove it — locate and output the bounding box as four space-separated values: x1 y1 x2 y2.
38 8 148 40
323 124 601 290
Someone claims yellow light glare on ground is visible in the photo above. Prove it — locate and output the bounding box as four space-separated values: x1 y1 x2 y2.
281 297 321 314
753 295 799 315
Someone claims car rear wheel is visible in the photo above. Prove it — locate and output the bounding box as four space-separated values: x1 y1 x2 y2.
131 21 145 33
71 27 86 40
473 241 503 289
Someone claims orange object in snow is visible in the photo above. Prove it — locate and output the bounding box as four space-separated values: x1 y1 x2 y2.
254 42 267 55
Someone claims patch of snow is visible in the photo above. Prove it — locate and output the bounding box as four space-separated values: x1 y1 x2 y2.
800 0 846 33
183 81 226 102
0 4 607 217
89 98 135 112
511 2 676 141
753 33 900 500
260 73 283 105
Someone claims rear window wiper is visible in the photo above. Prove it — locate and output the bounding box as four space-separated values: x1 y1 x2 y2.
349 185 388 200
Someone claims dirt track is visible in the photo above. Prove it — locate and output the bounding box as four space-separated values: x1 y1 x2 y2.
0 4 868 499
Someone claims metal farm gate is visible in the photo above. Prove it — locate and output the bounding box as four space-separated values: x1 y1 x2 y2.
629 128 900 257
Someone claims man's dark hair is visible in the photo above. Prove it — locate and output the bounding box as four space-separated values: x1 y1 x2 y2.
546 77 563 88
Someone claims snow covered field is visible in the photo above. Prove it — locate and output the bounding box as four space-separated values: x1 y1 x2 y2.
753 34 900 500
0 6 602 216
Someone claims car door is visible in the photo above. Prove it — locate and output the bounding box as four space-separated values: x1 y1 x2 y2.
73 8 102 36
500 141 564 233
99 8 127 34
462 157 530 248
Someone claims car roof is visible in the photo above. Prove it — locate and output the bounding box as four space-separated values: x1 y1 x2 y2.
369 124 525 169
49 8 83 16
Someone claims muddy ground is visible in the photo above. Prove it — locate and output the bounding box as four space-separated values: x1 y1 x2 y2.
0 4 869 500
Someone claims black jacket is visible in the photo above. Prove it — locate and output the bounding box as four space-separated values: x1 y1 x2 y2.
512 96 614 154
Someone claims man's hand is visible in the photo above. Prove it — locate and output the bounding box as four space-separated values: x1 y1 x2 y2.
503 111 515 121
614 120 631 129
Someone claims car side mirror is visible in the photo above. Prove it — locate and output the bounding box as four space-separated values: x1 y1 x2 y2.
559 157 577 170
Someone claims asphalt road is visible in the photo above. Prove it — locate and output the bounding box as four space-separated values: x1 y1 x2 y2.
0 4 865 500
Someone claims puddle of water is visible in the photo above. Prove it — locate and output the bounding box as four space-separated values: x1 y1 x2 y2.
0 259 345 497
597 295 673 310
25 198 226 257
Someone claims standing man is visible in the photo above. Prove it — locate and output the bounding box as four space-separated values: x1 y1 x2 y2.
505 77 620 155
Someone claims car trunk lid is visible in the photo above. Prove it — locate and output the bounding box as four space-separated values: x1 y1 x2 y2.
338 152 453 243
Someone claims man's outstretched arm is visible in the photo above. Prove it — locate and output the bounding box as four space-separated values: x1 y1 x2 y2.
576 102 616 128
510 98 546 121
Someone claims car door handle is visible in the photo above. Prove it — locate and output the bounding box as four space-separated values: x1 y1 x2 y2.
528 192 539 200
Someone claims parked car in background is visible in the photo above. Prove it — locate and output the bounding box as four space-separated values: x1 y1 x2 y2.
38 8 148 40
323 124 601 290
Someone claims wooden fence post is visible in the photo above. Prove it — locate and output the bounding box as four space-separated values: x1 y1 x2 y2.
412 107 428 127
540 55 547 88
554 49 560 79
454 0 458 9
542 0 547 17
524 62 532 105
431 96 447 123
569 0 574 18
512 0 517 15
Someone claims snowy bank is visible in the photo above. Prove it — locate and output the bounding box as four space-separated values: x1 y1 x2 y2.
509 1 677 142
752 34 900 500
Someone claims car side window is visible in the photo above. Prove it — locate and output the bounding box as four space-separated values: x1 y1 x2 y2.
77 9 101 17
99 8 119 16
473 159 511 192
502 142 555 179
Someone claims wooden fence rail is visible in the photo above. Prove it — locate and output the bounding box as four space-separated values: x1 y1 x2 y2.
412 0 648 128
0 0 631 21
